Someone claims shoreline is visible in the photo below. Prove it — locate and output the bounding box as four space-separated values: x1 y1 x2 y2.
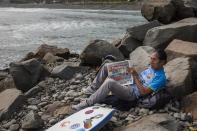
0 2 142 10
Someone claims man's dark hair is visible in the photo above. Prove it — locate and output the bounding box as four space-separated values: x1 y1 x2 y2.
156 49 167 62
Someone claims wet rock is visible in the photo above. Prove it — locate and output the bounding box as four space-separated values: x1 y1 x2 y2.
80 39 124 66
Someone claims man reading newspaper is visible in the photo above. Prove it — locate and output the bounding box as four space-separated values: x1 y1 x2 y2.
72 50 167 111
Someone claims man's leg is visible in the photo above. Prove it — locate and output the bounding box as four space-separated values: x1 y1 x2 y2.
73 78 136 110
87 78 136 105
83 64 108 94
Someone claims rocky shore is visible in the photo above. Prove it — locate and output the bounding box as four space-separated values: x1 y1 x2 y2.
0 0 197 131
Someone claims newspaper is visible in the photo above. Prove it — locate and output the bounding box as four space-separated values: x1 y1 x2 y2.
106 60 133 86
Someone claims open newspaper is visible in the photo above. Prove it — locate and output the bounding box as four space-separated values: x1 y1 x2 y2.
106 60 133 86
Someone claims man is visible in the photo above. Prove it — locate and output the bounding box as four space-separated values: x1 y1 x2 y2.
72 49 167 111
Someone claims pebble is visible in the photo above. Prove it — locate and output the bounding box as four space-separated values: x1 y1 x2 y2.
2 119 16 129
180 113 186 121
38 102 48 107
174 113 181 119
27 105 38 110
49 118 58 125
139 108 149 115
9 124 20 131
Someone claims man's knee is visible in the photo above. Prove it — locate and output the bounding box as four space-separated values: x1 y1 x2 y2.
104 78 116 88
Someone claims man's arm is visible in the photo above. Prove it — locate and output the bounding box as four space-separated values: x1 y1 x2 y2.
128 68 152 95
133 75 152 95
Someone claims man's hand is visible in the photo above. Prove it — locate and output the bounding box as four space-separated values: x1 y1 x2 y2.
128 67 138 76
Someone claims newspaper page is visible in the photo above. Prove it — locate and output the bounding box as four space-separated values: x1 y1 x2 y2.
106 60 133 86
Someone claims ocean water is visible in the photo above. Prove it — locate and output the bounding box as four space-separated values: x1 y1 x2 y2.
0 7 146 69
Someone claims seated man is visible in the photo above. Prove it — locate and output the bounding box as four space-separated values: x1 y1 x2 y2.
72 49 167 111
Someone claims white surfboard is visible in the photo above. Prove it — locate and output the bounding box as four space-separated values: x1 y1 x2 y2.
46 106 115 131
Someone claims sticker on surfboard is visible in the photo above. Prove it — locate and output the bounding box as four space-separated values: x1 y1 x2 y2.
46 106 115 131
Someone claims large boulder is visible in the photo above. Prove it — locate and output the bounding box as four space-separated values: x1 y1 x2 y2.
118 33 142 58
141 0 197 23
126 20 162 42
80 40 124 66
115 113 180 131
129 46 155 73
118 21 161 58
22 111 44 130
182 91 197 120
171 0 197 20
10 58 49 92
164 57 194 99
0 89 24 121
144 18 197 49
165 39 197 61
34 44 70 59
141 0 176 24
51 62 89 80
165 39 197 86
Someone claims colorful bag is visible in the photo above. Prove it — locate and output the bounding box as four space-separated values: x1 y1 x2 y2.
138 89 172 109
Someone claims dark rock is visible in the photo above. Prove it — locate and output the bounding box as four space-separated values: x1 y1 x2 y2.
118 33 142 58
34 44 70 59
51 62 89 80
144 18 197 49
10 58 49 92
127 20 162 41
24 85 42 98
141 0 176 24
80 39 124 66
171 0 197 20
111 38 122 47
22 111 44 130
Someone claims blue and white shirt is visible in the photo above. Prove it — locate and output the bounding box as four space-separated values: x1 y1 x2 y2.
131 66 167 98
